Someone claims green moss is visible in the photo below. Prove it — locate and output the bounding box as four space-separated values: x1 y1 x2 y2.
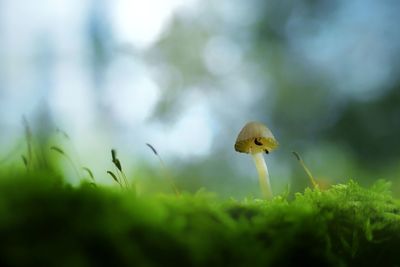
0 173 399 267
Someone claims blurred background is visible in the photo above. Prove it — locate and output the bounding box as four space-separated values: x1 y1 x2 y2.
1 0 400 198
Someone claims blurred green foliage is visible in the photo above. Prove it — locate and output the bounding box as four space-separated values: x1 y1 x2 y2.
326 85 400 166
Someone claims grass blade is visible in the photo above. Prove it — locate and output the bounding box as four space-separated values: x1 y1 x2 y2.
21 155 28 168
51 146 82 181
292 151 318 188
82 167 95 181
111 149 123 172
50 146 65 155
110 149 129 188
22 116 33 169
146 143 158 156
146 143 180 196
107 170 122 188
56 128 70 139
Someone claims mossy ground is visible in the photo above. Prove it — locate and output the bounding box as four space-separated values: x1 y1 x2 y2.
0 172 399 267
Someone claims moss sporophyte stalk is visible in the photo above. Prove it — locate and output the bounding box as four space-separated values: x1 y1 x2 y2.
235 121 278 199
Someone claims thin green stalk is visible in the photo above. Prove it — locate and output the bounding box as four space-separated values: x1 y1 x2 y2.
51 146 82 181
292 151 318 188
146 143 180 196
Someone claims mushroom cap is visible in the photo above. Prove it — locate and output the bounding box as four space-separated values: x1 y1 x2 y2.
234 121 278 154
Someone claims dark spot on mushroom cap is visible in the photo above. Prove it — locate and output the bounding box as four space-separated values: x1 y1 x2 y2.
265 149 269 154
254 138 263 146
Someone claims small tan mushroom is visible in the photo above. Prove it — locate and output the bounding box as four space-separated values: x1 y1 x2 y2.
234 121 278 199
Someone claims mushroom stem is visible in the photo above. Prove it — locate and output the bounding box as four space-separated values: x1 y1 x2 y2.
251 153 273 199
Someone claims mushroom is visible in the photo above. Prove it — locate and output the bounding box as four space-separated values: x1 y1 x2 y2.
234 121 278 199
